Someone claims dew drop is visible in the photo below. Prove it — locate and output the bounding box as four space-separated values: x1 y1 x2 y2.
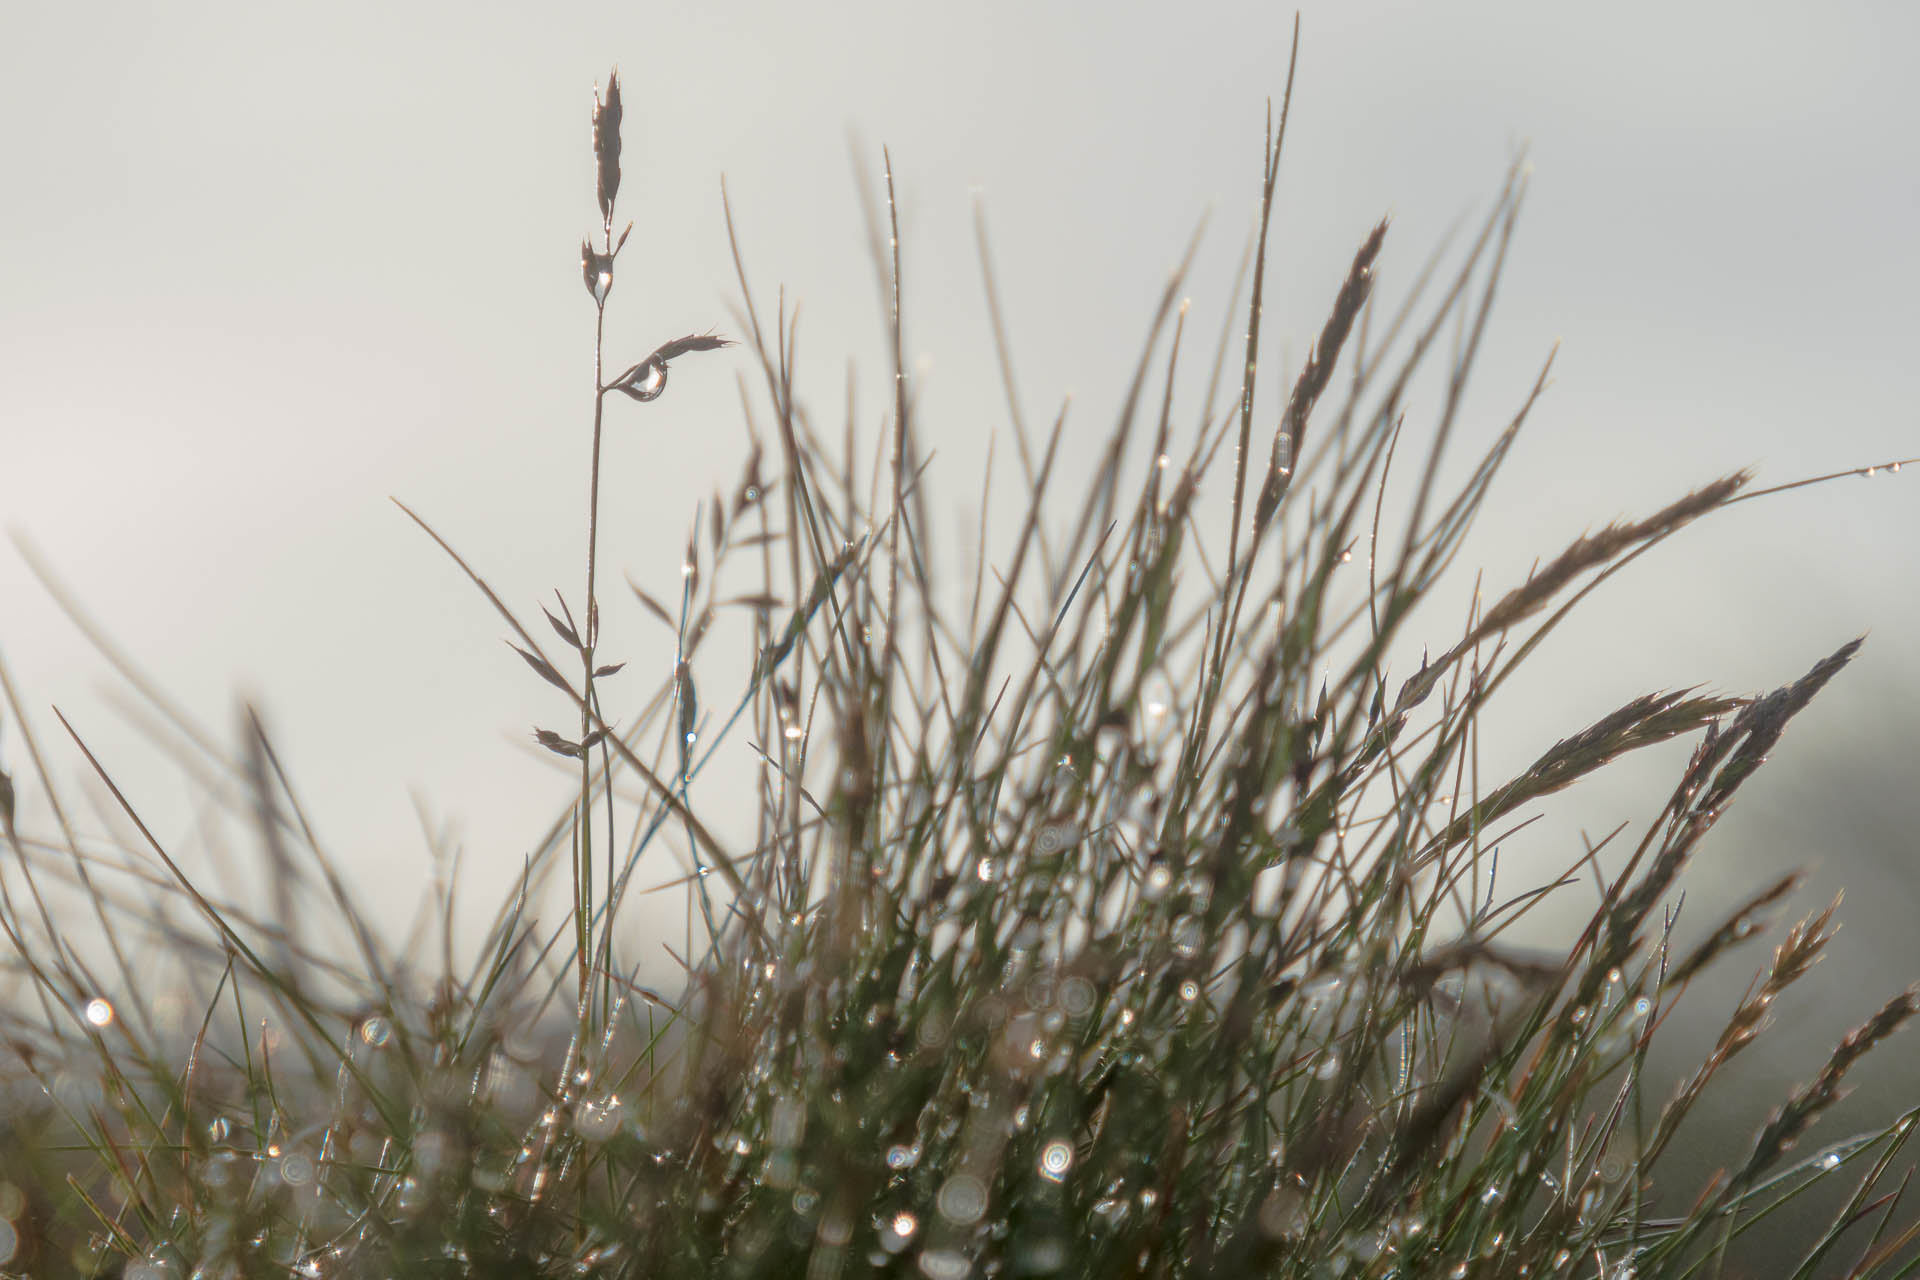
882 1210 919 1252
918 1248 972 1280
936 1174 988 1224
1171 915 1204 959
1014 1235 1069 1274
359 1016 391 1047
84 998 114 1028
769 1097 805 1147
1036 821 1077 854
1142 862 1175 901
574 1095 624 1142
1256 1184 1308 1239
1038 1139 1074 1182
1300 972 1343 1007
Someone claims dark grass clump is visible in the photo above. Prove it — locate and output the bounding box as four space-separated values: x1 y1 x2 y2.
4 40 1920 1280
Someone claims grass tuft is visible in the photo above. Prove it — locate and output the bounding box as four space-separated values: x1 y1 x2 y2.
3 47 1920 1280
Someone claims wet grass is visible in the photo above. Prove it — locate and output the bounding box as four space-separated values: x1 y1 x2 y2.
4 42 1920 1280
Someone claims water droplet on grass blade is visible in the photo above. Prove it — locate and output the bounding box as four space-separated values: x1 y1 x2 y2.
769 1096 805 1146
936 1174 988 1224
610 357 670 403
882 1210 919 1251
1257 1184 1308 1238
574 1095 624 1142
1142 858 1174 901
918 1249 972 1280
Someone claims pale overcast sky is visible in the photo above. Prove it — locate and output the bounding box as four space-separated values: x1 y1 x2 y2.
3 4 1917 1161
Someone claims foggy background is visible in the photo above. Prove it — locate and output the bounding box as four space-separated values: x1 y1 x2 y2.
3 0 1918 1262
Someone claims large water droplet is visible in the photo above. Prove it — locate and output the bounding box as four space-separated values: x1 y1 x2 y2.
575 1095 624 1142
